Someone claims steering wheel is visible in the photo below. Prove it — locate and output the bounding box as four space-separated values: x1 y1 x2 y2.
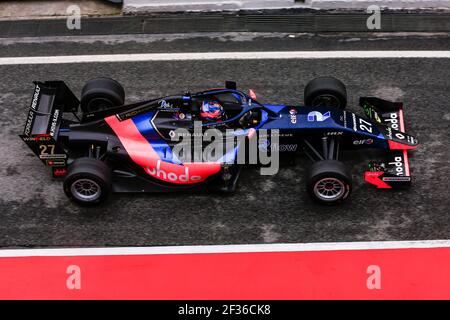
239 111 258 128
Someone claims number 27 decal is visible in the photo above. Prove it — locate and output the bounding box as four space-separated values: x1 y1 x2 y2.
358 118 373 133
39 144 55 156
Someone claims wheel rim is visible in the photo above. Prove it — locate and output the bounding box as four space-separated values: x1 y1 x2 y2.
71 179 101 202
87 98 114 112
311 94 341 108
313 177 345 202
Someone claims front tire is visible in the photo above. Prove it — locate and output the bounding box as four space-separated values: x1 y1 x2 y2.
304 77 347 110
306 160 352 204
63 158 112 205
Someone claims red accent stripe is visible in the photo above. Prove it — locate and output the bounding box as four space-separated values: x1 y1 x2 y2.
403 150 410 176
105 115 221 184
364 171 392 189
105 115 160 160
0 247 449 299
398 108 405 132
388 140 418 150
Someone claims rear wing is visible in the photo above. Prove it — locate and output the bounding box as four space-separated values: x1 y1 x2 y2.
360 97 418 189
19 81 79 177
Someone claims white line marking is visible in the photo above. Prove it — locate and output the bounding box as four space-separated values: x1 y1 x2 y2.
1 51 450 65
0 240 449 257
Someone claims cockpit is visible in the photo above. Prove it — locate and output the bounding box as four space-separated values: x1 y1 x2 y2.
131 89 265 141
192 90 263 129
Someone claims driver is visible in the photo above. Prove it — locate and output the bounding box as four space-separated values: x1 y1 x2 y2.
200 100 226 122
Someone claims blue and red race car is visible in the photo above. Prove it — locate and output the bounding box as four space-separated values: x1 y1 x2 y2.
20 77 418 205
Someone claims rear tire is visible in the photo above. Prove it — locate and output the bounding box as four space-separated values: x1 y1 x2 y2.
306 160 352 204
63 158 112 205
80 77 125 113
304 77 347 110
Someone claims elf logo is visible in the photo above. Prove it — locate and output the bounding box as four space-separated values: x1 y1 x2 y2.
385 112 399 130
389 156 404 176
289 109 297 124
353 139 374 145
146 160 202 183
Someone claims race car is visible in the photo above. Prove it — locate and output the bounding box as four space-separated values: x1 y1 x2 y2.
20 77 418 205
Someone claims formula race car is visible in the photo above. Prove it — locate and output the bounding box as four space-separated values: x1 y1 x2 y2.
20 77 418 205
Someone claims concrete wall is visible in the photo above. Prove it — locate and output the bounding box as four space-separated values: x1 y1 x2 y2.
123 0 450 13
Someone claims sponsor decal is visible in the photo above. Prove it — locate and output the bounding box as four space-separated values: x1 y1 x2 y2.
374 112 382 123
30 85 40 111
53 168 67 177
23 112 35 136
49 109 60 137
46 159 67 167
23 85 41 136
307 111 331 122
386 126 408 141
383 176 411 182
39 154 67 160
118 105 157 121
353 139 374 145
385 126 417 147
357 117 373 133
169 131 205 138
258 140 297 152
146 160 202 183
407 135 417 144
326 131 343 136
158 100 174 109
349 114 373 133
22 136 51 142
384 112 399 130
388 156 404 176
363 104 382 124
385 127 393 140
258 132 293 138
289 109 297 124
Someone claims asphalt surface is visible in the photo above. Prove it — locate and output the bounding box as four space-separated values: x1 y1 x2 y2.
0 32 449 247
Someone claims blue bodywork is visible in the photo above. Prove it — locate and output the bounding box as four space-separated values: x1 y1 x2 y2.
120 88 420 167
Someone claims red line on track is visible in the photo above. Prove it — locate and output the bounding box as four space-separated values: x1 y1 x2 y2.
0 247 449 299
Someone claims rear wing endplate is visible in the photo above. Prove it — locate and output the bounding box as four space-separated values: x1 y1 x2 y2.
19 81 79 177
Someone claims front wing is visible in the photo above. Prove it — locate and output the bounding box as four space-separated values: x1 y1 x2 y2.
360 97 418 189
